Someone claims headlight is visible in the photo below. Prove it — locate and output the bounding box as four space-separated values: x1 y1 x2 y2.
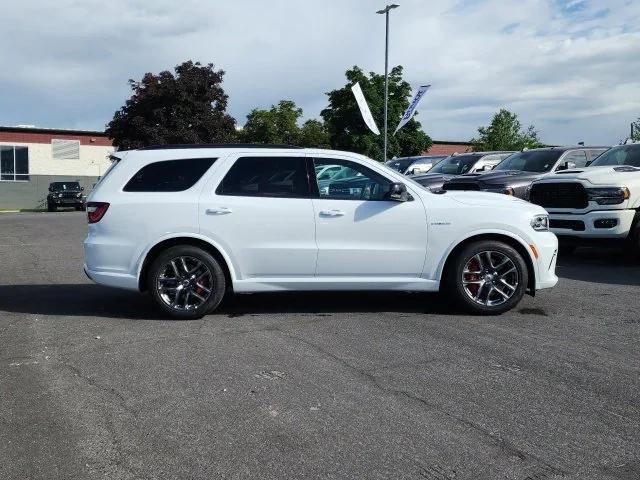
531 214 549 231
586 187 630 205
57 193 63 198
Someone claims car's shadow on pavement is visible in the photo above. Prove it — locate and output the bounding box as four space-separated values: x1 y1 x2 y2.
0 283 455 320
556 246 640 286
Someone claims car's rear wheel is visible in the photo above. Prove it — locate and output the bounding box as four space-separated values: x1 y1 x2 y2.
47 202 56 212
447 240 528 315
147 245 226 319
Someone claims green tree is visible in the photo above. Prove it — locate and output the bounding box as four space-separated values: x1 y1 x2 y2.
106 61 237 150
631 117 640 142
241 100 303 145
299 119 331 148
472 109 542 151
321 66 432 161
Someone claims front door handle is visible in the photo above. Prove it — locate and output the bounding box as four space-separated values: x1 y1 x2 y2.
205 207 232 215
319 209 345 217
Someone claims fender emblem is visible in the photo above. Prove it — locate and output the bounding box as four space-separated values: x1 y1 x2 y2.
430 222 451 226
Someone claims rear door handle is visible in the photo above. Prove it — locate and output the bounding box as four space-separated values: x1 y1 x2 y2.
205 207 232 215
319 209 345 217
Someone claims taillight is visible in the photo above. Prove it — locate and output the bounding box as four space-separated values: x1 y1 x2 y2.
87 202 110 224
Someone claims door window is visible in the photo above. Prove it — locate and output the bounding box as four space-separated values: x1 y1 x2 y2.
216 156 309 198
558 150 587 169
313 159 391 201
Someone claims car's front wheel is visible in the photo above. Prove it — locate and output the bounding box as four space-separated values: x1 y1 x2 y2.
447 240 528 315
147 245 226 319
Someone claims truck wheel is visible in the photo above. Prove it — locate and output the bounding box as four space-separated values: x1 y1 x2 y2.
623 215 640 261
446 240 528 315
147 245 226 319
47 202 56 212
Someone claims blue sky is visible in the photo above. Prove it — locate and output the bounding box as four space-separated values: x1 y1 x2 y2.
0 0 638 145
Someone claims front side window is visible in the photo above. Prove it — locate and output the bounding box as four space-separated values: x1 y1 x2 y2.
124 158 216 192
0 145 29 181
494 150 562 173
590 145 640 167
216 156 309 198
560 150 587 168
313 158 391 201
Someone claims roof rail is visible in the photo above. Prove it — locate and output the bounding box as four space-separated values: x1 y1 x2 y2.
137 143 302 150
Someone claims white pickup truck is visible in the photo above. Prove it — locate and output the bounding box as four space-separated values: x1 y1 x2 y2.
529 143 640 255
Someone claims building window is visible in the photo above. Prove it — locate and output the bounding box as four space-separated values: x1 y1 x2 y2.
0 145 29 181
52 139 80 160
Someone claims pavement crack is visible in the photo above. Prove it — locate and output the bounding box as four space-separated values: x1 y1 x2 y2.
279 331 569 477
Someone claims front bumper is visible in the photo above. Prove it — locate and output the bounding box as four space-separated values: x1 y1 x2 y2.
533 231 558 290
548 209 636 239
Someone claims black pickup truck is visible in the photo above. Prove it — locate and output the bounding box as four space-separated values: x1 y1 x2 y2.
47 181 86 212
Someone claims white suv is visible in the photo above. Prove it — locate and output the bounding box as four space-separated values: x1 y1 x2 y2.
84 145 558 319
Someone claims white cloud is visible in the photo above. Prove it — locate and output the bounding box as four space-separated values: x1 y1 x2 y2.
0 0 638 144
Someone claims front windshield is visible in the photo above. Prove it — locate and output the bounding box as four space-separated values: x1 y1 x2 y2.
494 150 562 173
428 155 478 175
51 182 80 191
590 145 640 167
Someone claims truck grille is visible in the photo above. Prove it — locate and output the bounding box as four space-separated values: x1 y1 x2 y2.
443 182 481 191
529 183 588 209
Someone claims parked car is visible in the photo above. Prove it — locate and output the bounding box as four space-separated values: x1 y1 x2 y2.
47 181 86 212
442 146 609 199
411 152 513 191
529 143 640 255
384 155 447 175
83 144 558 319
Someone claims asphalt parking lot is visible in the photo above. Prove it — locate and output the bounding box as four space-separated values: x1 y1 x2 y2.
1 211 639 480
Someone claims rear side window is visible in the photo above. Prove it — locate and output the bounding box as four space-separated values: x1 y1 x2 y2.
124 158 216 192
216 157 309 198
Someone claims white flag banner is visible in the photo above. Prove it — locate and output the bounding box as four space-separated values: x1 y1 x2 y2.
394 84 431 134
351 82 380 135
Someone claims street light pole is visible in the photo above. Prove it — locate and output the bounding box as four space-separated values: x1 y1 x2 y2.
377 4 399 162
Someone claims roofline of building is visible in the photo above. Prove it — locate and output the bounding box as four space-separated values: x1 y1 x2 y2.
431 139 474 146
0 125 109 137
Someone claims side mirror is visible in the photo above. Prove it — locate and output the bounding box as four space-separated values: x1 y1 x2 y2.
406 168 415 176
48 186 53 192
387 182 409 202
476 165 487 172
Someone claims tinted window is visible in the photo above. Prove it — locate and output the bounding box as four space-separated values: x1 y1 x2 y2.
314 158 391 201
1 145 29 181
494 150 562 173
590 145 640 167
124 158 215 192
50 182 81 191
217 157 308 198
429 155 479 175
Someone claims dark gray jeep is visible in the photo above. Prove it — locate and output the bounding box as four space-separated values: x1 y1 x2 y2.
47 181 86 212
442 146 609 199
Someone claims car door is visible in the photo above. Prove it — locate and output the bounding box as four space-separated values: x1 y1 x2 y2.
199 154 317 279
310 156 427 277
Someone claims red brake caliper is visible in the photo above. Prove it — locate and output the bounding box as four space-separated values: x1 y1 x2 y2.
465 258 480 296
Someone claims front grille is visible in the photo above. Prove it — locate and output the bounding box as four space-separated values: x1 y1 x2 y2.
549 219 585 231
529 183 588 209
443 182 481 191
60 192 80 198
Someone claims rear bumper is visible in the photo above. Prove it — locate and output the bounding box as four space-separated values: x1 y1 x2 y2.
548 209 635 239
84 264 138 291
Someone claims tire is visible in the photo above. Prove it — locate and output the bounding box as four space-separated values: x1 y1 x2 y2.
558 244 577 256
623 219 640 261
446 240 528 315
47 202 56 212
147 245 226 319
